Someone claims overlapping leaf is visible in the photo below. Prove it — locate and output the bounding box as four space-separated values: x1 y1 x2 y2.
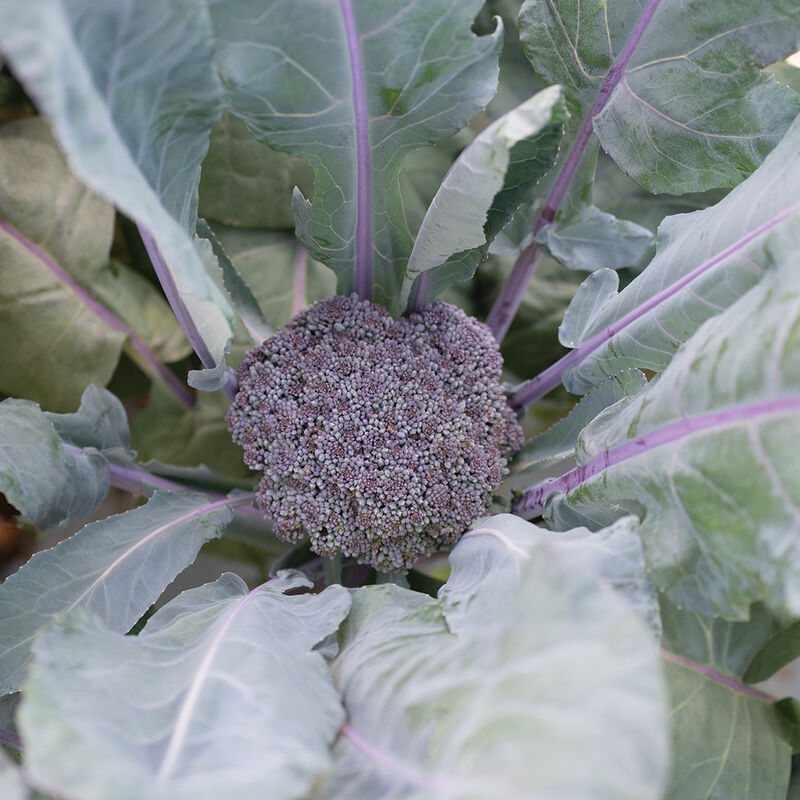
0 0 235 377
326 514 667 799
512 112 800 405
210 0 503 310
0 119 191 410
659 598 793 799
0 491 235 695
19 573 351 800
522 251 800 621
400 86 566 307
520 0 800 196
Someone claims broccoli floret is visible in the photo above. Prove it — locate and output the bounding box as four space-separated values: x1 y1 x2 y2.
226 294 523 571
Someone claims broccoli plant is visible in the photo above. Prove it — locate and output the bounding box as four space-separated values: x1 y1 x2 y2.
0 1 799 799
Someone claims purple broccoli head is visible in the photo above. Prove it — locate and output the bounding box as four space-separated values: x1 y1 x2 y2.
226 294 523 571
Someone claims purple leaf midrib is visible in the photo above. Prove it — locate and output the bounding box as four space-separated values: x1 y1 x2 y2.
340 0 373 300
0 217 194 409
660 650 776 702
510 199 800 410
513 394 800 516
486 0 663 340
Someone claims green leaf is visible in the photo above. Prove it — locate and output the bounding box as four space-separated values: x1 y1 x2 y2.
744 622 800 685
44 384 133 461
593 3 800 194
559 113 800 395
528 251 800 620
0 118 119 410
0 118 192 410
0 397 108 529
520 0 800 197
0 0 235 372
326 514 667 799
535 201 654 272
401 87 567 307
198 111 313 230
658 597 794 799
211 0 503 311
19 574 351 800
0 490 234 695
662 659 789 800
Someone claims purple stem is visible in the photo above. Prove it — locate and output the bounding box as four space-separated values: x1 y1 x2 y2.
510 199 800 410
137 224 238 402
0 729 22 749
513 395 800 517
63 443 264 520
660 650 776 702
409 270 429 314
486 0 663 342
293 244 307 317
0 218 194 409
340 0 373 301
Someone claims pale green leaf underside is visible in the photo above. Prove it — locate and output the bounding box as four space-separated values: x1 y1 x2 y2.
0 0 235 370
0 491 232 695
19 574 351 800
562 114 800 394
402 86 566 307
210 0 503 311
326 515 667 799
551 253 800 620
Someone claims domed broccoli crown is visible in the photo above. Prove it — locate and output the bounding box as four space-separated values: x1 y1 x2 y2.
226 294 523 571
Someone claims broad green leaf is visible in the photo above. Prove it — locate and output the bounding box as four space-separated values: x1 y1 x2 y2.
520 0 800 197
400 86 567 307
19 574 351 800
0 490 235 695
593 3 800 194
210 0 503 311
524 252 800 620
0 398 107 529
657 597 794 799
326 516 667 799
662 659 789 800
211 225 336 331
558 113 800 396
0 0 235 374
0 118 191 410
0 118 119 410
198 111 313 230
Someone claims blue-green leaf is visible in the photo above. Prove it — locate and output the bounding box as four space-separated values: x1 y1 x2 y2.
210 0 503 311
0 491 234 695
19 574 351 800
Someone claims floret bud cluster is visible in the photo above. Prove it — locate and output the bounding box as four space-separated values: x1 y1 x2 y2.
226 294 523 571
